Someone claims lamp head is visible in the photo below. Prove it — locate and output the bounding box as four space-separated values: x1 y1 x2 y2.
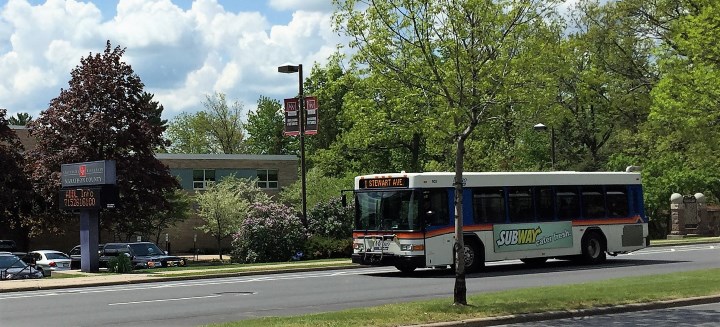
278 65 300 73
533 123 547 131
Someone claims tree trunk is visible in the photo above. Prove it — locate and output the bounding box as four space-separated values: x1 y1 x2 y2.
453 134 467 306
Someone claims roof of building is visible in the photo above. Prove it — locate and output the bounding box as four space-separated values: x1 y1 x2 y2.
155 153 297 161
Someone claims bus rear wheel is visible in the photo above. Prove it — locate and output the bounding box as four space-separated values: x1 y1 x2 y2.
580 232 606 264
462 239 484 273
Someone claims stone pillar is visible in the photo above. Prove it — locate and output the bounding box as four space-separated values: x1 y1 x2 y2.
669 193 685 236
695 193 710 235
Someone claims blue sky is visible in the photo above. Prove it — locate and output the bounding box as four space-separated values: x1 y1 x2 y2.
0 0 343 120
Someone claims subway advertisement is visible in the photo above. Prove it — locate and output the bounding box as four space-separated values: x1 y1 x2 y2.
493 221 573 252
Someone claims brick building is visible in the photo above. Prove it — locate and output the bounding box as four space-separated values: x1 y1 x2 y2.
6 125 298 253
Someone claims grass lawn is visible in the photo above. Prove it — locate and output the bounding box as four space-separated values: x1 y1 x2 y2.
209 268 720 327
651 236 720 246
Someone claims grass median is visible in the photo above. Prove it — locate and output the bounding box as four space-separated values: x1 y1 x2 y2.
209 268 720 327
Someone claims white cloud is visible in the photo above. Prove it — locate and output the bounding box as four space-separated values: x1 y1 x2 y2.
0 0 346 121
267 0 335 12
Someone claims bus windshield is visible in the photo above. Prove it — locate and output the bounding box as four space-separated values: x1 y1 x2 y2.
355 190 420 231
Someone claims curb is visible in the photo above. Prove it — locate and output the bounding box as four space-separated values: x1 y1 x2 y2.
411 295 720 326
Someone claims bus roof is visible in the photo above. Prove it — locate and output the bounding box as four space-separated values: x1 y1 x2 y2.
354 171 642 189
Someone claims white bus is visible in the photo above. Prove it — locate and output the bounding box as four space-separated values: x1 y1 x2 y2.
350 171 648 273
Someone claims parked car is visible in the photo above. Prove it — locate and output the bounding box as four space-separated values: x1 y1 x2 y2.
23 250 72 277
68 244 105 269
0 252 43 280
100 242 187 269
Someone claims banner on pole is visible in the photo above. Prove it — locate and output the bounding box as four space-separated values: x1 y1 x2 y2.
304 96 319 135
283 98 299 136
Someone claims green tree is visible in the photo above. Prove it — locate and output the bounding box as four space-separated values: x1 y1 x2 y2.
334 0 558 304
245 96 293 155
24 41 180 237
0 109 33 233
195 175 271 260
166 92 246 154
279 168 354 214
144 188 194 245
8 112 33 126
165 112 215 153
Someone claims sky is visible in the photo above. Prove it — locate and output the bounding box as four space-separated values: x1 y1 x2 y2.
0 0 345 121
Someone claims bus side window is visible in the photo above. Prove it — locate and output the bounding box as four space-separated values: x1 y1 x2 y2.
423 190 448 226
582 186 605 219
556 186 580 220
606 186 629 218
535 186 555 221
507 187 533 222
472 187 506 224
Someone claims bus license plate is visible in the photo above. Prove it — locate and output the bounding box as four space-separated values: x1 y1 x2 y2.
372 240 390 251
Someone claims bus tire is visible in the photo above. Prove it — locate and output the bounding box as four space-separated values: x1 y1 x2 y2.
395 263 416 273
580 232 606 264
520 258 548 265
463 238 484 273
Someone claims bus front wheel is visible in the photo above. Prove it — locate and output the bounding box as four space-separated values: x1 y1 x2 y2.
462 239 484 273
580 232 606 264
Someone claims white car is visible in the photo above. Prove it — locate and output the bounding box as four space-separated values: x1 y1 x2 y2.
25 250 72 277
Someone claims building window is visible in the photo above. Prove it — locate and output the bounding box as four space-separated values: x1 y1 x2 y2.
193 169 215 190
257 169 278 189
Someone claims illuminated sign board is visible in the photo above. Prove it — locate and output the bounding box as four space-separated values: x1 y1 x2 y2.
359 177 409 189
59 185 118 210
59 188 102 210
61 160 116 188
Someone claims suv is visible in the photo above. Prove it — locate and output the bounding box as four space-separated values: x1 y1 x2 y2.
100 242 186 269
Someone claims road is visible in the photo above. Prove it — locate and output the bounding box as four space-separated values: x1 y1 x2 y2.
1 243 719 327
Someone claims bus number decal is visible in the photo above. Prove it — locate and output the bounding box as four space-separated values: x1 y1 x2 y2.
493 222 573 252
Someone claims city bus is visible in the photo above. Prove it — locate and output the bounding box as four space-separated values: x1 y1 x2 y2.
350 170 647 273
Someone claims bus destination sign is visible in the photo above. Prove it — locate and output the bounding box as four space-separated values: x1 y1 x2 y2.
360 177 409 189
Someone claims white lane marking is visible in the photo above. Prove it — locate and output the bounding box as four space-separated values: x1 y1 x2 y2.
0 267 396 300
108 294 222 306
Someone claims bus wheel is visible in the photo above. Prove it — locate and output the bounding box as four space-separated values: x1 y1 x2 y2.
395 263 416 273
581 232 606 264
520 258 548 265
463 239 484 273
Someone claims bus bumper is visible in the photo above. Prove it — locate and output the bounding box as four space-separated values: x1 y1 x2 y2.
352 253 425 267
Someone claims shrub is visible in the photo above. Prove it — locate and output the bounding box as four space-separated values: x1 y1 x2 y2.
307 197 354 239
304 197 354 259
108 254 132 273
303 235 353 260
231 202 307 264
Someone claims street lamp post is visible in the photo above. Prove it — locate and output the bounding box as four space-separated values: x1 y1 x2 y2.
278 64 307 226
533 123 555 170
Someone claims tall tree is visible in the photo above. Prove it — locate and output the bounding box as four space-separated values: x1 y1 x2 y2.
334 0 558 305
165 92 247 154
203 92 246 154
245 96 293 155
165 112 217 153
0 109 33 233
24 41 180 238
8 112 33 126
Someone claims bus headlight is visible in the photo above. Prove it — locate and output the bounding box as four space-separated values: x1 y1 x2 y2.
353 243 364 251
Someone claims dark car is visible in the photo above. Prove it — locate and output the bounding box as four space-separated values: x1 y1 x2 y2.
68 244 105 269
100 242 186 269
0 252 43 280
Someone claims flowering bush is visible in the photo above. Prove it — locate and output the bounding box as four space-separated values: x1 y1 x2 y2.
307 197 353 239
304 197 354 259
231 202 306 264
